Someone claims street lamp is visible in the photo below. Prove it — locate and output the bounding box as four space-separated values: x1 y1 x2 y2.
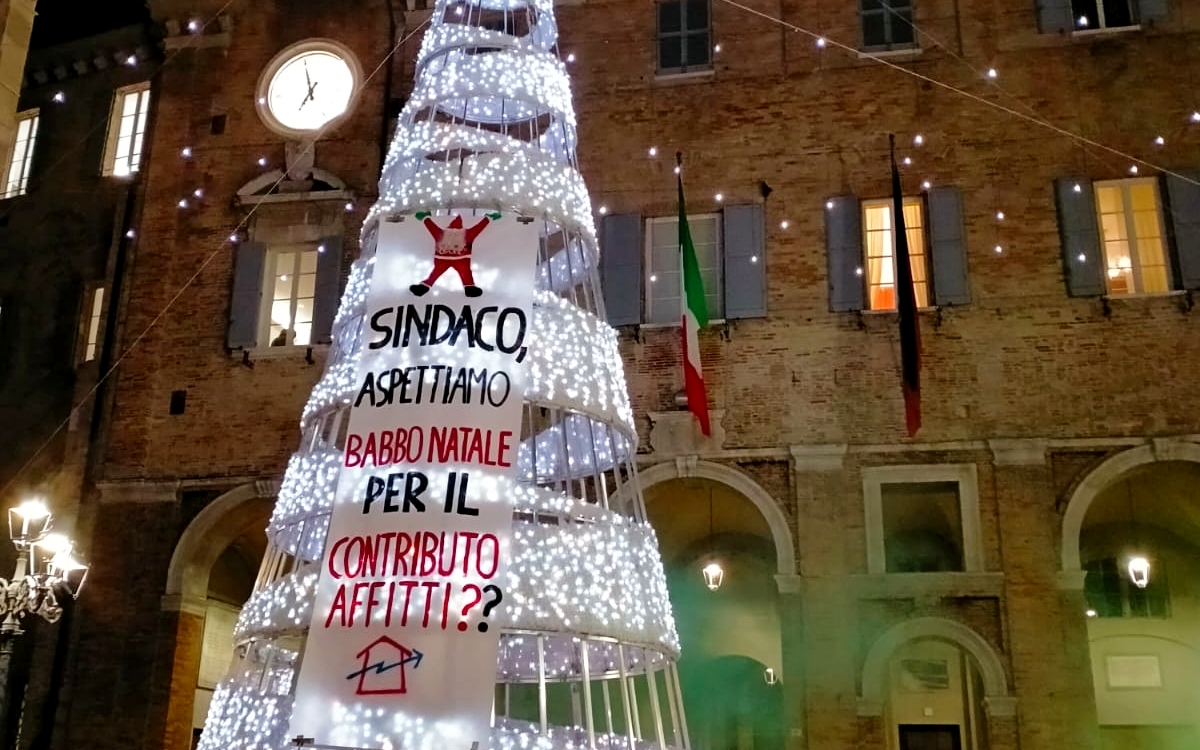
0 497 88 739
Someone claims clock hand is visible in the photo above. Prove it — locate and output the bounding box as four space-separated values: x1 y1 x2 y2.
299 81 318 110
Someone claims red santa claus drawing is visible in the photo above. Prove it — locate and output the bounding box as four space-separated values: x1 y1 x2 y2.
410 210 502 298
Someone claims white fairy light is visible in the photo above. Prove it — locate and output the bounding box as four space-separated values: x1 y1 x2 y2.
1129 165 1139 175
713 43 721 53
187 18 200 32
986 67 997 79
125 54 137 66
1192 111 1200 123
257 156 268 167
780 220 789 229
125 229 136 239
921 180 931 190
996 210 1005 220
52 91 65 103
177 198 189 209
201 4 685 749
994 244 1003 253
816 37 826 48
1155 136 1165 146
193 188 204 199
825 200 834 209
181 146 192 158
913 134 924 146
714 193 723 202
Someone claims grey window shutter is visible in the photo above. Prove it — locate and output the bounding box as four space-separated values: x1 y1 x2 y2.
722 204 766 319
600 214 642 326
1054 178 1105 297
311 235 344 345
927 187 970 306
825 195 865 312
1035 0 1073 33
1165 171 1200 290
1137 0 1168 24
227 241 266 349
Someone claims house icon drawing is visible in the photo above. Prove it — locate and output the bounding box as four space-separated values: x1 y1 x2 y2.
345 635 423 696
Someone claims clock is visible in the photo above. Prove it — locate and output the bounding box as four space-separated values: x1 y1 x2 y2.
257 40 361 138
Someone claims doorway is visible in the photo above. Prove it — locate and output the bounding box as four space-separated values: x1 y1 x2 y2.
898 725 962 750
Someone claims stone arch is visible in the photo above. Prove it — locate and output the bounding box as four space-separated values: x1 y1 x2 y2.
1060 439 1200 572
859 617 1012 717
634 460 796 577
164 480 277 610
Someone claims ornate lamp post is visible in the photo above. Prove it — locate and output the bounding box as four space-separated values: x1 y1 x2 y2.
0 498 88 738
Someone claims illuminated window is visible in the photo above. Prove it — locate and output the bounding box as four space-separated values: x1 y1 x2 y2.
261 245 318 346
1094 178 1170 295
863 198 929 311
861 0 915 50
2 110 39 199
102 83 151 177
657 0 711 74
1072 0 1134 29
82 286 106 362
645 214 722 324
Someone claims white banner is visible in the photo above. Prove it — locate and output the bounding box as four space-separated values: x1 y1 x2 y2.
289 212 539 750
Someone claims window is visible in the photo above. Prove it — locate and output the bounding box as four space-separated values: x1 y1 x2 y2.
103 83 151 177
645 214 722 324
2 109 39 199
657 0 711 74
262 245 318 347
1072 0 1135 30
1093 179 1170 295
1084 557 1169 618
862 464 983 575
82 286 106 362
861 0 915 50
863 198 929 310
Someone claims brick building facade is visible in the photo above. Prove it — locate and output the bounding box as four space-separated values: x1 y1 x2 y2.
1 0 1199 749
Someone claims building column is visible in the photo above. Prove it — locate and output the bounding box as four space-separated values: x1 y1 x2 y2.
774 576 805 750
787 445 853 750
158 597 207 750
989 440 1098 750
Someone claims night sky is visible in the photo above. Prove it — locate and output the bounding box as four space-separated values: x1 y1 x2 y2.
30 0 150 49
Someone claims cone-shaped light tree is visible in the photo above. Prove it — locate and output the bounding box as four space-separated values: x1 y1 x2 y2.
197 2 689 750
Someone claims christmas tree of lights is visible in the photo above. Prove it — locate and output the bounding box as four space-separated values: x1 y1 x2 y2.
197 0 689 748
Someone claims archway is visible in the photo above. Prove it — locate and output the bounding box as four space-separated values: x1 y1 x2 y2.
860 618 1012 750
635 460 795 577
682 655 783 750
162 482 274 749
1064 453 1200 749
635 461 790 750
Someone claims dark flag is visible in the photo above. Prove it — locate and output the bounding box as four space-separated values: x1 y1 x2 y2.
890 134 921 436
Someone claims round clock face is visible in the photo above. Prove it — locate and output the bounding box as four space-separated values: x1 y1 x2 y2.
262 46 357 135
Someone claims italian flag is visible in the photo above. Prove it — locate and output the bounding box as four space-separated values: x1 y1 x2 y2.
678 159 711 436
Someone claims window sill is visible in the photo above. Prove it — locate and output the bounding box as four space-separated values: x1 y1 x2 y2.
857 46 922 61
859 306 939 315
1103 290 1187 301
234 344 330 362
1071 24 1142 39
653 68 715 84
637 318 727 330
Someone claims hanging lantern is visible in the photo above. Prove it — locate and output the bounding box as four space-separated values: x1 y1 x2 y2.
1127 556 1150 588
701 561 724 591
